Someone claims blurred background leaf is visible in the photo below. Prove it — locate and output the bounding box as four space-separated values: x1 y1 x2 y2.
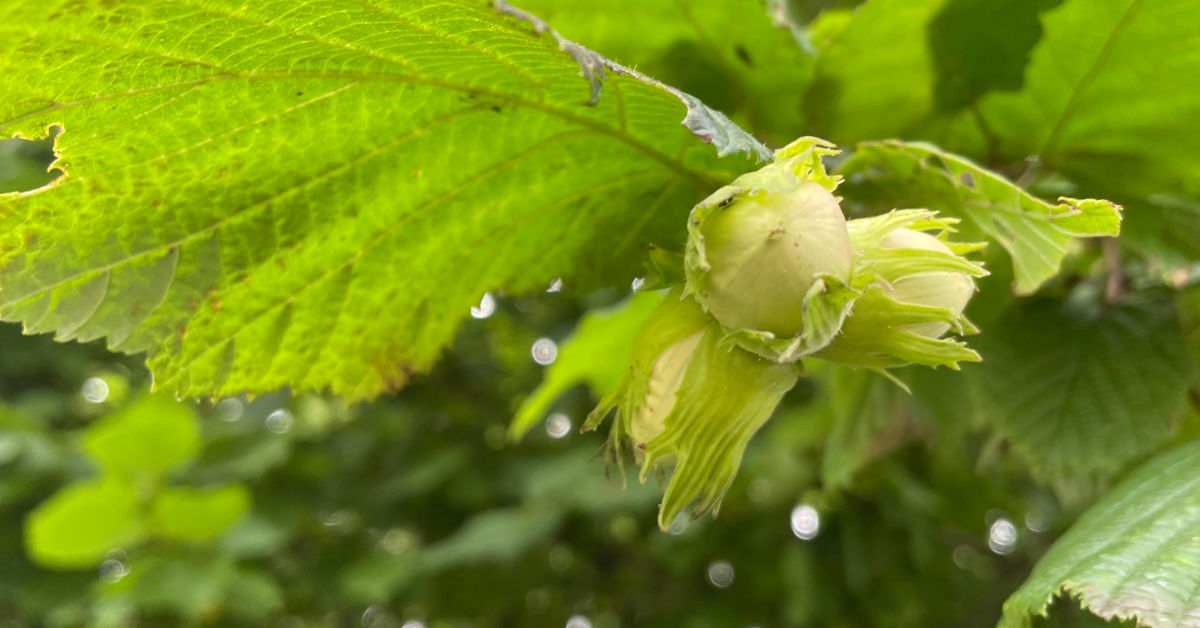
971 296 1192 498
24 479 141 569
83 395 200 483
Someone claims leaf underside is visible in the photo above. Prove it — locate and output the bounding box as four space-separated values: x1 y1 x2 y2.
0 0 761 400
1002 440 1200 628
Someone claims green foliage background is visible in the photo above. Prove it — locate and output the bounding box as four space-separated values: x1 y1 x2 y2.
0 0 1197 626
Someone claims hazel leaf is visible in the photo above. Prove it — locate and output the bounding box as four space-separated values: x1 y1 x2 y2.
0 0 761 401
1001 440 1200 628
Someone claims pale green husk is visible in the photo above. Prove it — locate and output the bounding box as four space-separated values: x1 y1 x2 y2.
584 287 799 529
641 329 799 528
583 287 714 481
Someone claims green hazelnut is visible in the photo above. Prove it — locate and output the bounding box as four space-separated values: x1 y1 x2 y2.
689 179 852 338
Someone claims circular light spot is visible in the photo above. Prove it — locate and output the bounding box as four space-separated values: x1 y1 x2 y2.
747 478 771 503
531 338 558 365
951 544 977 570
707 560 735 588
525 588 551 612
362 606 393 627
790 504 820 540
99 558 128 582
265 409 293 434
470 293 496 319
545 413 572 439
0 436 19 465
378 527 418 556
666 511 689 536
548 545 574 572
988 518 1019 555
215 398 244 422
565 616 592 628
81 377 110 403
322 509 357 535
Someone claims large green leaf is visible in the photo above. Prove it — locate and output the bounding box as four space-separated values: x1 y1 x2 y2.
805 0 945 144
975 0 1200 263
839 141 1122 294
973 297 1192 489
1001 440 1200 628
0 0 764 401
979 0 1200 199
804 0 1060 150
511 0 816 144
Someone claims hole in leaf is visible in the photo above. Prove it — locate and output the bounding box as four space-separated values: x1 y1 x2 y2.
0 126 64 194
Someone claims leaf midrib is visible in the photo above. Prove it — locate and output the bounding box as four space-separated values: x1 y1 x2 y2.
1039 0 1147 161
0 66 710 187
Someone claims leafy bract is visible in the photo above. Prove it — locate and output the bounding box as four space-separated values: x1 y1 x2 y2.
839 141 1121 294
0 0 763 401
511 0 816 144
1001 441 1200 628
973 298 1191 491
